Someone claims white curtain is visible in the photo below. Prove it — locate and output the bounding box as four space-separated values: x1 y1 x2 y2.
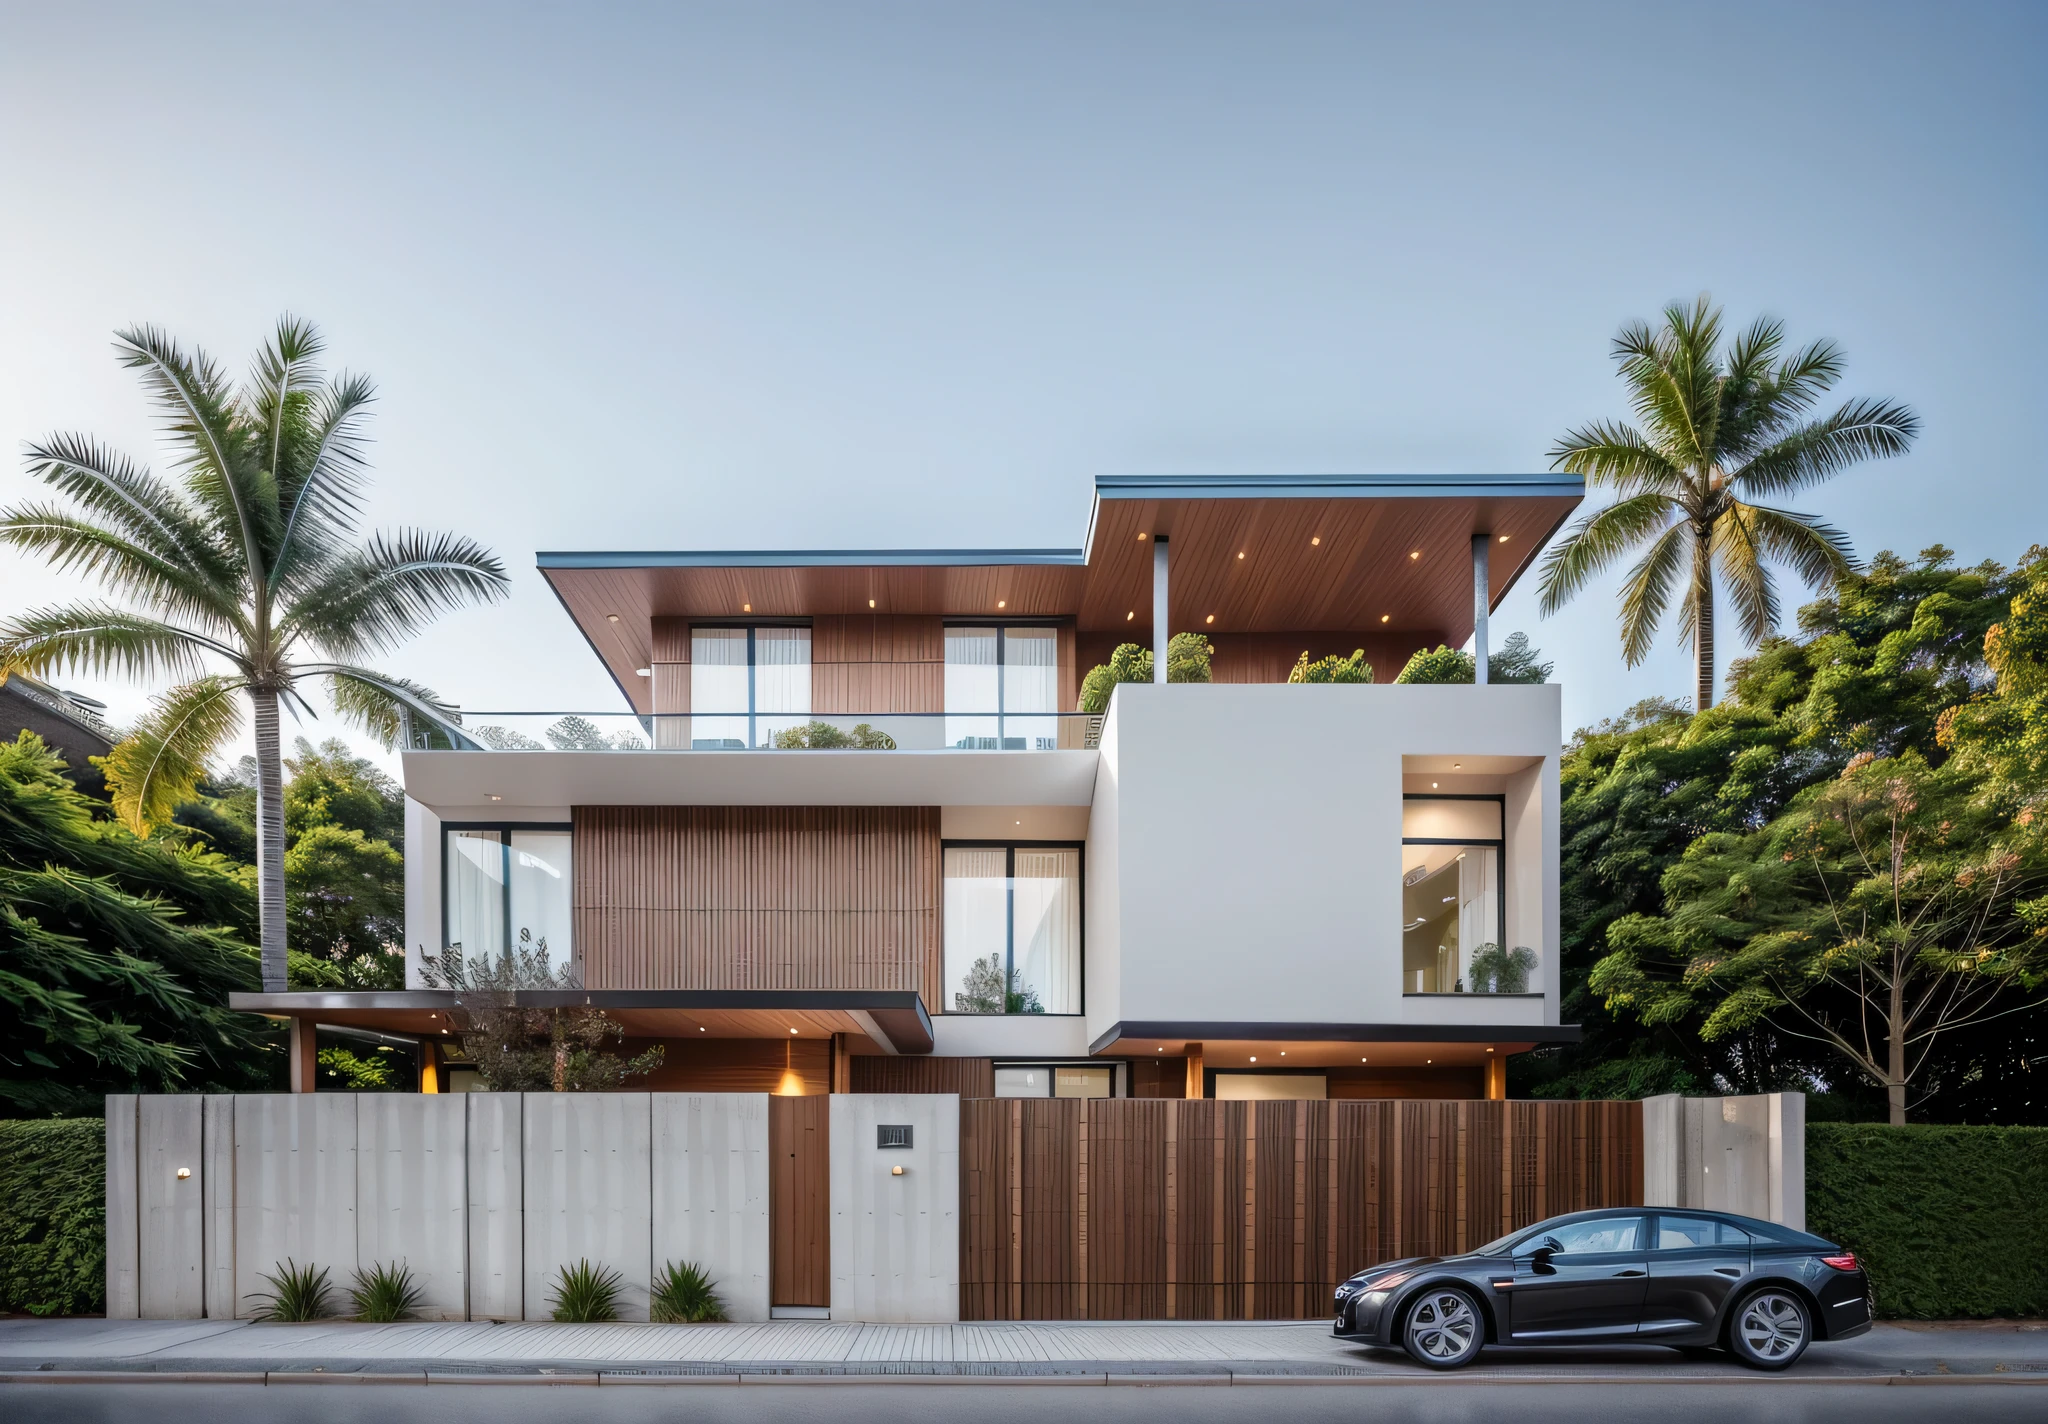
445 830 505 959
1013 848 1080 1014
690 628 750 747
944 847 1008 1011
945 627 1000 747
1457 846 1499 985
509 830 573 971
753 626 810 746
1003 627 1059 750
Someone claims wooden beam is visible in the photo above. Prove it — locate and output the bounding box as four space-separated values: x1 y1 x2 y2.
288 1016 317 1094
1183 1042 1204 1100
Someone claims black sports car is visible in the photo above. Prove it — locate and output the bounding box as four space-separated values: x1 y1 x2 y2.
1333 1207 1872 1370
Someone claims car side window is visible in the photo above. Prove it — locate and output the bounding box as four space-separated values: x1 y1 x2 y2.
1655 1216 1718 1250
1717 1222 1753 1246
1545 1216 1642 1254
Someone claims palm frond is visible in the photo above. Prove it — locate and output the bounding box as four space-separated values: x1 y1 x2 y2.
114 325 274 587
1732 397 1919 498
1743 501 1860 590
17 434 225 576
312 664 465 749
1615 297 1721 465
272 371 377 586
1712 504 1781 646
1535 493 1677 616
0 602 238 683
0 507 244 631
1617 521 1691 667
283 531 509 657
102 675 246 833
1545 419 1687 496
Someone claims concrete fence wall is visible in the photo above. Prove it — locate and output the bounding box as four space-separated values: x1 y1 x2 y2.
830 1093 960 1323
1641 1092 1805 1230
106 1093 772 1323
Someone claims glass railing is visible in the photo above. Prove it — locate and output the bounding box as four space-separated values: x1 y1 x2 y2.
405 711 1104 752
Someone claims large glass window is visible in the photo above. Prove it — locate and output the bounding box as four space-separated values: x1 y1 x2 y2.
994 1064 1113 1098
690 625 811 748
945 625 1061 749
1401 797 1503 994
444 825 573 971
943 844 1081 1013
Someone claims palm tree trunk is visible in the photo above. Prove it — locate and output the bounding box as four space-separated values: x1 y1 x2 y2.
252 686 289 991
1693 527 1716 712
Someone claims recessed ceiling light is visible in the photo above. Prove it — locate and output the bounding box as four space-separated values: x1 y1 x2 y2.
868 599 876 608
1237 551 1245 560
487 794 502 802
1452 762 1462 768
1431 781 1438 789
1138 532 1148 541
1361 1057 1368 1063
997 600 1006 609
635 667 651 676
1409 550 1420 560
606 614 620 623
1380 614 1391 623
1486 1046 1495 1053
699 1026 705 1032
1249 1055 1257 1063
1127 611 1135 620
1280 1051 1286 1057
790 1028 798 1034
1497 534 1510 543
1311 536 1321 546
1205 614 1214 624
742 603 751 612
1015 820 1021 825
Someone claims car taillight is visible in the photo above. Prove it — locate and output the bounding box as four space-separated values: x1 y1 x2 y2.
1821 1253 1859 1271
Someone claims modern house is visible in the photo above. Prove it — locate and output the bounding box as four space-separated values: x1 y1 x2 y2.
234 473 1585 1105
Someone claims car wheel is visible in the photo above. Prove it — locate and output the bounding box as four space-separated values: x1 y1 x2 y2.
1727 1287 1811 1370
1401 1287 1484 1370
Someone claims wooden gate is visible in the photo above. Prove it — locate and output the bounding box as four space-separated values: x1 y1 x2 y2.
960 1097 1644 1321
769 1095 831 1308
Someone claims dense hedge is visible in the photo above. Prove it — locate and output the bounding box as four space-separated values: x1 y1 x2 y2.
1807 1123 2048 1319
0 1119 105 1316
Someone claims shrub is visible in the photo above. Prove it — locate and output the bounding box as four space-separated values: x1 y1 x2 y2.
1288 649 1372 684
549 1258 623 1322
1077 634 1212 712
1395 645 1475 684
0 1119 104 1316
771 720 896 749
349 1261 425 1322
1806 1124 2048 1318
1466 943 1537 994
249 1259 334 1322
650 1259 728 1323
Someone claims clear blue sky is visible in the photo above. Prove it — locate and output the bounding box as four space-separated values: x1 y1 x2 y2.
2 1 2042 763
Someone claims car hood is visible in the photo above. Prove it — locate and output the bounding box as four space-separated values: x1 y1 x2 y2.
1344 1251 1498 1286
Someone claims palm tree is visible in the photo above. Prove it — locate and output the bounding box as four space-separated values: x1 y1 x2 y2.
0 319 507 990
1537 297 1918 710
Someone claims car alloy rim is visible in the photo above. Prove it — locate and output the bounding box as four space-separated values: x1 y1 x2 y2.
1410 1292 1477 1359
1738 1292 1806 1359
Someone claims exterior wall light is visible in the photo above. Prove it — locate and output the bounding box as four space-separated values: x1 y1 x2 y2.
176 1167 191 1180
891 1165 905 1176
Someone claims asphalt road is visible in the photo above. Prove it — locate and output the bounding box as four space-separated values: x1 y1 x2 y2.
4 1381 2045 1423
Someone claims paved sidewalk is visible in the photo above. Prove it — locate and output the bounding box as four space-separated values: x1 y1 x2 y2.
1 1317 2045 1383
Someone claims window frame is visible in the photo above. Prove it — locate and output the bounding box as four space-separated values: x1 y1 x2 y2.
687 621 813 747
992 1060 1121 1098
941 838 1086 1016
942 620 1065 746
441 821 574 961
1399 793 1507 994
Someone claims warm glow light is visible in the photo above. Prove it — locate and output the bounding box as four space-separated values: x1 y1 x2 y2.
1127 611 1135 620
1486 1046 1495 1053
868 599 876 608
1380 614 1390 623
1498 534 1510 543
1138 532 1148 541
634 667 651 677
1409 550 1420 560
790 1027 799 1034
742 603 751 612
488 794 502 802
1249 1056 1257 1063
997 600 1006 609
606 614 620 623
1237 551 1245 560
1452 762 1462 769
1311 536 1321 546
1431 781 1438 789
1205 614 1214 624
699 1026 705 1032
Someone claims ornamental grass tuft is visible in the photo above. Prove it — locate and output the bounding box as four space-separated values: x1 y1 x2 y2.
349 1261 425 1322
650 1259 728 1324
548 1258 623 1322
249 1259 333 1322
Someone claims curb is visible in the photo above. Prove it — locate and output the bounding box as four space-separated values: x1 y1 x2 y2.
2 1368 2045 1388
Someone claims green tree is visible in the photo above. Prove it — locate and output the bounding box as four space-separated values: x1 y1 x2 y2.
1538 297 1917 710
1288 649 1373 683
0 733 276 1115
1076 633 1213 713
953 952 1044 1014
0 319 507 991
1390 633 1550 685
282 737 403 847
285 825 404 988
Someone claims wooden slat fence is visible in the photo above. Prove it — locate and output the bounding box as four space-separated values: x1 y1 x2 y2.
960 1097 1642 1320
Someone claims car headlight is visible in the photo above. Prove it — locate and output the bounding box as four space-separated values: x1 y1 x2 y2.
1364 1270 1415 1294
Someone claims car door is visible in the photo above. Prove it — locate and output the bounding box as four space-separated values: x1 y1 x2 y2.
1506 1214 1650 1340
1640 1215 1751 1338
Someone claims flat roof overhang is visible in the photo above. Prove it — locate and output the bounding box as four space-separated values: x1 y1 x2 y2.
537 473 1583 712
231 989 935 1055
1090 1019 1581 1069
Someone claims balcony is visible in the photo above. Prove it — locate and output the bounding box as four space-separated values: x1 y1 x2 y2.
406 710 1102 752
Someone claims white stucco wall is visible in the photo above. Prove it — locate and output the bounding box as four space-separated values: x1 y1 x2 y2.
651 1093 773 1322
1086 682 1561 1047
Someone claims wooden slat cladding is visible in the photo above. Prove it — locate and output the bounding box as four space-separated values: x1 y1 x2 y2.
769 1094 831 1306
574 806 941 1002
813 615 944 714
625 1037 831 1095
850 1055 995 1099
960 1097 1643 1321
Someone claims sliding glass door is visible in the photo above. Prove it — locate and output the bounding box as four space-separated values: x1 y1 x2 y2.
943 843 1082 1013
944 624 1060 749
690 625 811 748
